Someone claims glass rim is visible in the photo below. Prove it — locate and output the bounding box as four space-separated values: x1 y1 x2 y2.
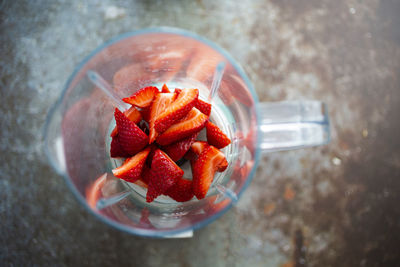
43 26 262 237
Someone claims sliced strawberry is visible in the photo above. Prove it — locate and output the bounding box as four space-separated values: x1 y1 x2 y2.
148 92 177 143
154 88 199 133
161 84 171 93
162 132 199 162
205 121 231 149
145 144 158 167
174 88 182 94
140 164 152 184
140 106 151 123
195 99 212 116
165 177 194 202
110 135 130 158
156 108 208 146
110 106 142 137
192 145 228 199
122 86 159 108
184 141 209 161
112 147 151 183
146 149 184 202
114 108 148 155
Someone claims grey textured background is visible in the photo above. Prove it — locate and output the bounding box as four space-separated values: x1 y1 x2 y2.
1 0 400 266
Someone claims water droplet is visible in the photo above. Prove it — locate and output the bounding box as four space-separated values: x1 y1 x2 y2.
349 7 356 14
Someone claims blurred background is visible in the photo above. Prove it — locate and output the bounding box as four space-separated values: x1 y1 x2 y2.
1 0 399 266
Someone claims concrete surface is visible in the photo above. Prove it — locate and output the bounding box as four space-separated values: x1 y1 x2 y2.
1 0 399 266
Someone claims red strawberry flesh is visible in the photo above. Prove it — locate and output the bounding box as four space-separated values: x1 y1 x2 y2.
110 106 142 137
195 99 212 116
146 149 184 202
122 86 159 108
165 177 194 202
156 107 208 146
162 132 199 162
114 108 149 155
161 84 171 93
112 147 151 183
192 145 228 199
110 135 130 158
154 88 199 133
205 121 231 149
148 92 176 143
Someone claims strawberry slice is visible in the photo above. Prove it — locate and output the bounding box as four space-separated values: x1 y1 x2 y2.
112 147 151 183
140 164 152 185
205 121 231 149
161 84 171 93
154 88 199 133
146 149 184 202
184 141 209 161
110 135 130 158
162 132 199 162
114 108 149 155
148 92 177 143
192 145 228 199
140 106 151 123
110 106 142 137
174 88 182 94
165 177 194 202
195 99 212 116
122 86 159 108
156 108 208 146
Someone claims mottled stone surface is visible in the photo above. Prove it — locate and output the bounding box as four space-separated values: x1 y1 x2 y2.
1 0 399 266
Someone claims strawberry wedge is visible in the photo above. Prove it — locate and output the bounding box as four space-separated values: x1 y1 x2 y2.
110 106 142 138
148 92 177 143
195 99 212 116
165 177 194 202
154 88 199 133
146 149 184 202
161 84 171 93
112 147 151 183
192 145 228 199
156 108 208 146
122 86 159 108
162 132 199 162
205 121 231 149
110 135 130 158
184 140 209 161
114 108 149 155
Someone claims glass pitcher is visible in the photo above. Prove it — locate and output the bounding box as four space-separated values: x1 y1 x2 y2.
44 27 330 237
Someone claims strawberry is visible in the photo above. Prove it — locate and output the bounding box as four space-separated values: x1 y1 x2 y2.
184 141 209 161
162 132 199 162
154 88 199 133
165 177 194 202
140 106 151 123
112 147 151 183
192 145 228 199
114 108 149 155
122 86 159 108
161 84 171 93
174 88 182 94
205 121 231 149
156 108 208 146
148 92 177 143
146 149 184 202
195 99 212 116
110 135 130 158
140 164 152 184
110 106 142 137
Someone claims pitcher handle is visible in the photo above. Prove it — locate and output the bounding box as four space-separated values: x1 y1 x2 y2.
257 101 330 153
